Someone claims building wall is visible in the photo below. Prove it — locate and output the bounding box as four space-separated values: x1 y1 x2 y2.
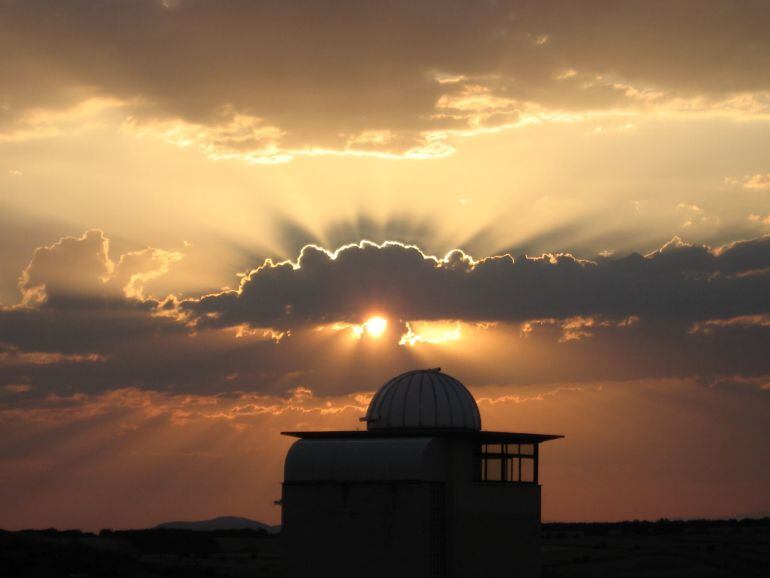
281 437 542 578
282 481 445 578
446 440 541 578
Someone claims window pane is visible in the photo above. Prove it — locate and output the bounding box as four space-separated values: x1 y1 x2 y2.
485 458 503 481
520 444 534 456
485 444 502 454
507 457 520 482
506 444 519 455
521 458 534 482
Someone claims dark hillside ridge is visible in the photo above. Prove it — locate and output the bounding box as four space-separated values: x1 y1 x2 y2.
155 515 280 533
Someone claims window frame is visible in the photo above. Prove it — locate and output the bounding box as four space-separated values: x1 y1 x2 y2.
475 442 539 484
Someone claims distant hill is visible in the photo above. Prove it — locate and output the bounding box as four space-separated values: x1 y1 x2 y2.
155 516 280 533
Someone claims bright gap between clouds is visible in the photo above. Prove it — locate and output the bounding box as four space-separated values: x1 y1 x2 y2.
323 317 468 345
363 316 388 338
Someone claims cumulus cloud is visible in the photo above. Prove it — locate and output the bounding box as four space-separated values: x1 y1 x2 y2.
0 230 186 358
182 237 770 329
18 229 183 307
1 231 769 400
2 1 770 160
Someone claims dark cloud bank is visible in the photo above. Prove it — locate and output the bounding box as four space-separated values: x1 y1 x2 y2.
0 231 769 399
184 236 770 328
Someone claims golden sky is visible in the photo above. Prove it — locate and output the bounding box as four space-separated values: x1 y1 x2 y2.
1 0 769 529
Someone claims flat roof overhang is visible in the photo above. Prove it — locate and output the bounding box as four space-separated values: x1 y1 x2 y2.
282 430 563 444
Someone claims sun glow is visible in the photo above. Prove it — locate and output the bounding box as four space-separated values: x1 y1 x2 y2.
363 316 388 338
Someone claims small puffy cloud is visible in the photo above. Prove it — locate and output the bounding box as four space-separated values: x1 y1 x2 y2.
742 173 770 190
727 173 770 190
748 213 770 226
676 203 720 229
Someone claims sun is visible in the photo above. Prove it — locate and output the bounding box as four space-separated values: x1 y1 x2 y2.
364 316 388 338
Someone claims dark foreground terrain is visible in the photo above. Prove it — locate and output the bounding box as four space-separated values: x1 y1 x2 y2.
0 528 282 578
542 519 769 578
1 519 767 577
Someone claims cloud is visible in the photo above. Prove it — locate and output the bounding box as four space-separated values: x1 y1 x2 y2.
18 229 183 307
1 231 769 400
521 315 639 343
727 173 770 190
748 213 770 226
18 229 116 306
676 203 716 229
3 1 770 160
182 236 770 329
742 173 770 190
0 343 106 367
689 313 770 335
0 230 186 360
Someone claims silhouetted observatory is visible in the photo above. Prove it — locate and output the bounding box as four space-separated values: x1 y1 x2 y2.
280 368 563 578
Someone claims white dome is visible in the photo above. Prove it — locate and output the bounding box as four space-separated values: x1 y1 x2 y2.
364 368 481 431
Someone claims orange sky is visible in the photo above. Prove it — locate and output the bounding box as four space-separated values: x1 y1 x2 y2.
1 0 769 529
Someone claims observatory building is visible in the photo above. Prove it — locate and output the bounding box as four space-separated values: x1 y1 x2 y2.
281 368 562 578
